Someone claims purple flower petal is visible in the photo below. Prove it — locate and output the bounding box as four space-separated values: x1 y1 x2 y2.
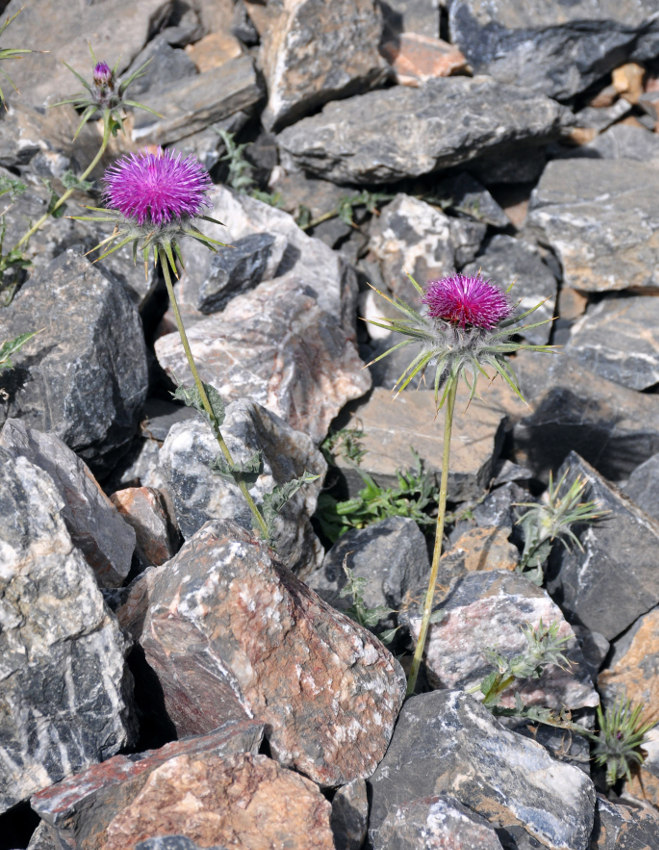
103 148 212 227
423 274 511 329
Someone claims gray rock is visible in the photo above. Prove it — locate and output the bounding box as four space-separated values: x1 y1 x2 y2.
564 295 659 390
277 76 568 184
572 99 633 132
375 794 505 850
380 0 441 37
408 570 599 711
546 452 659 641
155 276 370 445
469 144 549 185
528 159 659 293
123 35 199 97
591 795 659 848
448 0 659 100
158 400 326 575
513 351 659 482
434 172 511 228
462 234 557 345
368 690 596 850
574 122 659 161
0 448 135 813
26 821 57 850
306 516 430 626
0 250 149 476
0 419 136 588
449 217 489 267
139 519 406 787
258 0 389 131
195 232 288 314
331 778 369 850
132 55 263 145
623 453 659 522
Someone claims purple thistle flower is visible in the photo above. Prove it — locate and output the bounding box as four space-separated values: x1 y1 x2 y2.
92 61 113 87
103 148 212 227
422 273 511 329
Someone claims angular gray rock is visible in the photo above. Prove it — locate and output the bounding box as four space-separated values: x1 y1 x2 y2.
277 76 568 184
0 448 135 813
331 778 369 850
158 400 326 574
155 276 371 445
434 172 511 228
565 295 659 390
0 250 149 476
258 0 389 131
576 122 659 161
623 452 659 522
368 690 596 850
528 159 659 293
0 419 136 588
591 795 659 848
546 452 659 641
138 519 406 787
448 0 659 100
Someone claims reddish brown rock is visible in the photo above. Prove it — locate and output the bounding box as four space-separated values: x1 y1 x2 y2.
139 520 406 786
110 487 179 567
103 752 334 850
31 722 264 850
612 62 646 104
598 607 659 709
185 31 243 73
380 33 469 86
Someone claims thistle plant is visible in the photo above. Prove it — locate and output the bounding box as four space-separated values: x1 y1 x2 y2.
515 470 608 584
590 698 656 787
367 272 553 694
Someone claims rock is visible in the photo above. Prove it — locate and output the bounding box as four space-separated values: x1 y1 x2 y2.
258 0 388 131
306 516 430 627
331 778 369 850
513 351 659 482
575 122 659 161
408 570 599 710
546 452 659 641
0 250 149 477
448 0 659 101
157 401 326 575
434 526 519 589
154 277 370 445
612 61 646 104
277 76 567 184
368 690 596 850
0 448 135 813
1 0 172 107
462 234 557 345
132 55 263 145
380 33 469 87
375 794 505 850
110 487 179 568
433 172 510 228
186 29 243 73
572 99 632 133
123 35 199 97
0 419 136 588
564 295 659 391
623 452 659 521
527 159 659 293
590 795 659 848
598 607 659 710
31 721 264 850
380 0 441 36
138 519 406 786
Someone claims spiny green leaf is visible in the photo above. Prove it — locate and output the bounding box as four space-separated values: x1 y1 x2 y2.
210 450 263 485
172 381 226 430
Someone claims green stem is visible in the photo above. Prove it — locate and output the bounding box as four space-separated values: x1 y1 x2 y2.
407 378 458 696
13 110 113 252
160 260 269 540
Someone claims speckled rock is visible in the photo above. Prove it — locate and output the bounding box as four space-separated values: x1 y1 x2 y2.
623 452 659 522
331 778 369 850
598 607 659 710
138 519 406 787
368 690 596 850
110 487 179 568
590 794 659 848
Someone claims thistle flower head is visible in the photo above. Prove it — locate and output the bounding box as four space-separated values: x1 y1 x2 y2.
423 274 511 329
103 148 212 227
92 61 114 88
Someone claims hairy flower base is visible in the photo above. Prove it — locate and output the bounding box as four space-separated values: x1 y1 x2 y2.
423 273 511 329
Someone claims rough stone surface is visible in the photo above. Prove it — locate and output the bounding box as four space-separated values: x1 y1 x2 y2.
408 570 598 710
381 33 469 87
0 419 136 587
546 452 659 641
155 277 371 445
258 0 388 131
433 171 510 228
277 76 567 184
577 122 659 161
448 0 659 100
375 794 505 850
590 795 659 849
623 452 659 522
31 722 264 850
0 250 149 476
139 520 406 787
157 402 326 575
110 486 179 568
368 690 596 850
565 295 659 390
331 779 369 850
102 752 334 850
528 159 659 293
598 607 659 710
0 448 135 813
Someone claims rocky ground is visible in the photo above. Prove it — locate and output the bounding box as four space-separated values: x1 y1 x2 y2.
0 0 659 848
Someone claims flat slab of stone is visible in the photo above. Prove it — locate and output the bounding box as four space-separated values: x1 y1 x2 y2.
277 76 567 184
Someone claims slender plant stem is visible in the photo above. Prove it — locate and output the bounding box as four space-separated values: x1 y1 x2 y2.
13 110 113 252
407 378 458 696
160 260 269 539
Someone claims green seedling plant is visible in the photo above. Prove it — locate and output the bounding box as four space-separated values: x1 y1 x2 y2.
367 271 553 694
216 130 281 206
516 471 608 585
321 425 367 467
296 189 392 232
590 698 656 787
0 328 42 371
339 563 399 645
